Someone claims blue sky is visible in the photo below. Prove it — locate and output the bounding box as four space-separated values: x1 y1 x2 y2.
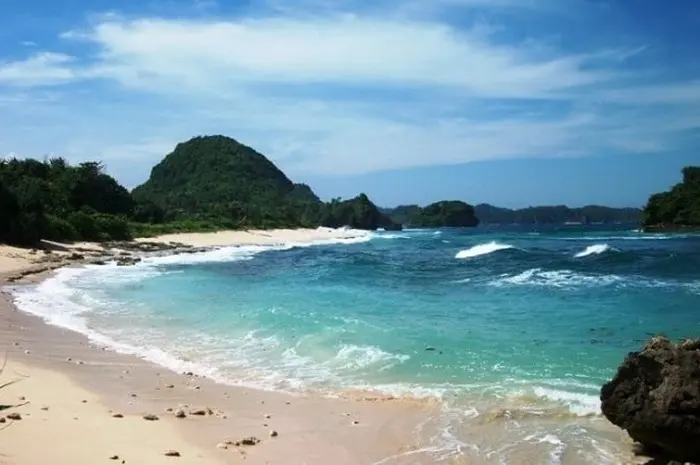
1 0 698 208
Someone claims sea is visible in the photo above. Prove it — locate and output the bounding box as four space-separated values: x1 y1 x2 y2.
9 225 700 464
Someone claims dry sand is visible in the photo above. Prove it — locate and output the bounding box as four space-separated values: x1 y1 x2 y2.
0 228 434 465
137 227 369 248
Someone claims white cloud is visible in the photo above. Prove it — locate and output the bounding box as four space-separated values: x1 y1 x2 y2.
54 16 618 99
0 8 698 181
0 52 76 86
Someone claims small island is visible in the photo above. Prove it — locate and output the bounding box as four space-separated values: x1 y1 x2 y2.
384 201 479 228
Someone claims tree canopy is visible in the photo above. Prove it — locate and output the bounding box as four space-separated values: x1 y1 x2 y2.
643 166 700 228
0 157 133 245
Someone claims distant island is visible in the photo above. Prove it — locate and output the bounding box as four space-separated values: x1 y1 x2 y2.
470 204 642 225
2 134 691 247
642 166 700 231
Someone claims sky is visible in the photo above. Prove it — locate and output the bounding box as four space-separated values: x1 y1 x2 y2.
0 0 698 208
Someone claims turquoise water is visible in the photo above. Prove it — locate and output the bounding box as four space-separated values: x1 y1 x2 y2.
12 226 700 463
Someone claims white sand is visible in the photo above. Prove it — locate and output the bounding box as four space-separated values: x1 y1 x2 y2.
137 227 369 248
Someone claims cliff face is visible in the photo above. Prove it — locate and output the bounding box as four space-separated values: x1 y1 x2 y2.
601 337 700 463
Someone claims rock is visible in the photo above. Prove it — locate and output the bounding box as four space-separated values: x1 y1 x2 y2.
0 417 5 423
66 357 72 362
166 384 174 388
352 420 359 425
24 350 31 355
216 442 228 450
601 337 700 463
164 450 180 457
112 413 124 418
236 437 260 446
77 360 84 365
142 414 159 421
40 406 49 411
109 455 119 460
270 430 278 438
264 414 271 419
174 409 186 419
18 396 25 401
7 412 22 420
165 408 173 413
189 408 208 416
81 399 87 403
425 347 436 351
13 342 19 346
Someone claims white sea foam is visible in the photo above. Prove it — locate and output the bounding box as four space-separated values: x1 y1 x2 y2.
574 243 616 258
331 344 410 370
489 268 678 290
532 387 600 416
455 242 515 259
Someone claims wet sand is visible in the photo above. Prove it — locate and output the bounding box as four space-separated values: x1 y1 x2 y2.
0 289 432 465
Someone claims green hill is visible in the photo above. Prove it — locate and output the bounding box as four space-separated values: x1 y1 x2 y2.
643 166 700 230
386 201 479 227
132 135 399 231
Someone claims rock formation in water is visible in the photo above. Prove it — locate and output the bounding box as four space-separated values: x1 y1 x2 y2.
600 336 700 463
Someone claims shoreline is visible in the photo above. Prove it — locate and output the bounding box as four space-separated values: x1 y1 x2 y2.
0 227 432 465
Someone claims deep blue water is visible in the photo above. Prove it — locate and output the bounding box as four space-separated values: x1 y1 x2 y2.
11 225 700 463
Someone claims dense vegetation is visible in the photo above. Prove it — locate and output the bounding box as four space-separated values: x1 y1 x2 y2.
385 201 479 227
0 158 134 245
472 204 641 225
0 135 399 246
643 166 700 229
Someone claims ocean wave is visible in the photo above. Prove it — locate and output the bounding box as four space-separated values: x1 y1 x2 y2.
574 243 616 258
489 269 623 288
455 242 516 259
329 344 410 371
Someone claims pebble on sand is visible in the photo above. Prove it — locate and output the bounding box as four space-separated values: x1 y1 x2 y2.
40 406 49 411
18 396 25 401
164 450 180 457
109 455 119 460
174 409 187 419
0 417 6 423
7 413 22 420
142 414 159 421
166 384 174 388
77 360 84 365
112 413 124 418
352 420 359 425
216 442 228 450
66 357 72 362
24 350 31 355
264 414 271 419
235 437 260 446
270 430 279 438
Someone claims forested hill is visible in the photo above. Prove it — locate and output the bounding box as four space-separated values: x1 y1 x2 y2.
642 166 700 230
132 135 398 230
0 135 400 246
384 201 479 227
473 204 642 225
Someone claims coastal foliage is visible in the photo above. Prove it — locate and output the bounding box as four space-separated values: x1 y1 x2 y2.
0 135 399 246
0 158 133 245
643 166 700 228
386 201 479 227
473 204 641 225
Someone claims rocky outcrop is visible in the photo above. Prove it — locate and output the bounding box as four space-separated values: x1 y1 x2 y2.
600 336 700 463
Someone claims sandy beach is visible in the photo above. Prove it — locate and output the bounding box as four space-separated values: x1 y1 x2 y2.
0 228 430 465
136 227 370 248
